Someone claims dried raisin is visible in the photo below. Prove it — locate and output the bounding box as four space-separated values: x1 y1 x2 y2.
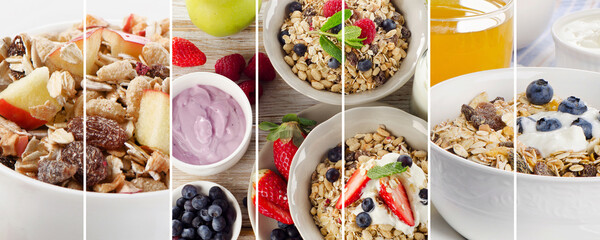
38 160 77 184
86 144 108 187
461 103 506 131
148 64 169 79
67 117 84 141
0 156 17 170
516 155 530 174
8 36 25 57
533 162 554 176
581 164 597 177
60 141 84 178
87 116 128 150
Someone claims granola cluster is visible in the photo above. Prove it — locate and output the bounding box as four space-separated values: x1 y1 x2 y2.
432 93 515 171
310 125 428 240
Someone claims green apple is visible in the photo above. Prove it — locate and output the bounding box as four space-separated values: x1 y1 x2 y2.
186 0 261 37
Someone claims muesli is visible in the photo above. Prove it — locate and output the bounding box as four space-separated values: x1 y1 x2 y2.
516 79 600 177
431 92 515 171
310 125 428 240
279 0 410 94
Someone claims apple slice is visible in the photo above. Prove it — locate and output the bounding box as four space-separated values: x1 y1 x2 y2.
85 28 103 75
45 36 84 77
122 14 135 34
102 28 149 58
0 67 59 130
135 90 169 154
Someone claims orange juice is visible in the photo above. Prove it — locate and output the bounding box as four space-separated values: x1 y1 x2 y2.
431 0 513 86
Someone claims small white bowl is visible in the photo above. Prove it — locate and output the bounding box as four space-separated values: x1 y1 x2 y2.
171 72 253 176
172 181 242 240
430 68 515 240
288 106 427 239
263 0 427 105
516 0 556 49
552 9 600 72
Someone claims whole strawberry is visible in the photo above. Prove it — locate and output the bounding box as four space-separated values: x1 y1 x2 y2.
244 52 276 82
259 114 316 180
172 37 206 67
215 53 246 81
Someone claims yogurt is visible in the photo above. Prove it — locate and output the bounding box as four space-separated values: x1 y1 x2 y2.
350 153 428 236
560 15 600 52
172 85 246 165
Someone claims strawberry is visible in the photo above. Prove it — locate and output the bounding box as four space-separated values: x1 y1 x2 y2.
335 168 370 209
172 37 206 67
215 54 246 81
238 80 263 104
254 169 289 210
253 194 294 225
244 52 276 82
259 114 316 180
323 0 349 18
354 18 376 45
379 177 415 226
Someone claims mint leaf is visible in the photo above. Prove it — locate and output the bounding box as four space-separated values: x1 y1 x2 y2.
367 162 408 179
343 26 363 40
320 35 342 63
321 9 352 32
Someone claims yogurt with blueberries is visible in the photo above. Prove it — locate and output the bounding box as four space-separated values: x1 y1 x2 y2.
518 79 600 157
350 153 428 236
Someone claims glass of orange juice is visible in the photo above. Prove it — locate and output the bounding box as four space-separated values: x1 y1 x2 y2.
431 0 514 86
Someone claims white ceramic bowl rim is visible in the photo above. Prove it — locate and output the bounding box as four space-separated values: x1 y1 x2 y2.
430 0 514 21
171 72 253 170
551 8 600 57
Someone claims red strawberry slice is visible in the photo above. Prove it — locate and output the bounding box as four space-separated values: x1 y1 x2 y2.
172 37 206 67
253 194 294 225
335 168 370 209
379 177 415 226
255 169 289 210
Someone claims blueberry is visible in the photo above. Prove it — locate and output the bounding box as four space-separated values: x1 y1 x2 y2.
176 197 187 208
172 219 183 236
198 225 213 240
173 206 182 219
558 96 588 115
208 205 223 217
181 228 196 239
286 1 303 15
357 59 372 72
326 168 340 182
293 44 307 56
277 221 291 229
181 211 196 225
209 186 226 200
192 216 204 228
381 19 397 32
356 212 372 228
286 225 300 237
214 232 225 240
536 118 562 132
327 146 342 162
419 188 428 205
212 216 227 232
328 57 340 69
330 24 342 34
199 208 213 222
192 195 210 210
182 185 198 199
212 198 229 212
525 79 554 105
243 196 248 208
184 200 194 212
278 30 290 45
397 155 413 168
271 228 287 240
572 118 593 139
361 198 374 212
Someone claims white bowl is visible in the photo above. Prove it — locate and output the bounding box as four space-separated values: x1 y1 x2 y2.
552 9 600 72
171 72 253 176
263 0 427 105
517 0 556 49
430 68 515 240
516 67 600 239
288 106 427 239
173 181 242 240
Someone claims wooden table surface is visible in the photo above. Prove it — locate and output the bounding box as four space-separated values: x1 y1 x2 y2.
172 0 417 238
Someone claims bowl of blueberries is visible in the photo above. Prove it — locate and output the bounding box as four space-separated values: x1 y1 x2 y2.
172 182 242 240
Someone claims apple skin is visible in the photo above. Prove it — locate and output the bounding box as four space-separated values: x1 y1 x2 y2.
186 0 261 37
0 99 46 130
135 89 170 154
102 28 149 58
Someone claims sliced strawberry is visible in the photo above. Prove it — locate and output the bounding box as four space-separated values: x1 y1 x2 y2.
379 177 415 226
335 168 370 209
255 169 289 210
272 138 298 181
253 194 294 225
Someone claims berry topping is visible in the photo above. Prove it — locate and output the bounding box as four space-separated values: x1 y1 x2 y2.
212 216 226 232
327 146 342 162
286 225 300 237
209 186 226 200
361 198 374 212
238 80 263 105
330 24 342 34
286 2 303 15
381 19 397 32
572 118 593 140
215 53 246 81
172 220 183 236
182 184 198 199
326 168 340 182
197 225 213 240
208 205 223 217
183 200 194 212
278 30 290 45
172 206 182 219
293 43 307 56
199 208 212 222
397 155 413 168
526 79 554 105
419 188 428 205
271 228 288 240
328 57 340 69
354 18 376 44
356 212 372 228
558 96 588 115
172 37 206 67
181 228 195 239
244 52 276 82
323 0 348 18
192 195 210 210
176 197 186 208
181 212 195 225
536 118 562 132
357 59 372 72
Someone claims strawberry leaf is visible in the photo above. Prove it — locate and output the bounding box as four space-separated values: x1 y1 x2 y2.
298 117 317 128
367 162 408 179
259 121 279 131
282 114 300 123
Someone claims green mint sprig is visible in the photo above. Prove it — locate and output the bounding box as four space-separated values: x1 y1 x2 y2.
311 9 365 63
367 162 408 179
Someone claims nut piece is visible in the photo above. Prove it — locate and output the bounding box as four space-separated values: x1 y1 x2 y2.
125 76 150 120
86 98 126 122
142 42 169 66
60 42 83 64
96 60 136 82
131 177 167 192
86 116 128 150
